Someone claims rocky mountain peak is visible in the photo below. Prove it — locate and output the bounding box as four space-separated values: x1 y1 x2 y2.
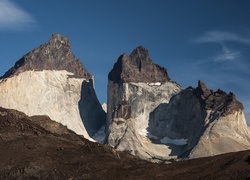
193 80 243 116
195 80 213 100
130 46 150 63
49 34 70 49
0 34 92 79
108 46 170 83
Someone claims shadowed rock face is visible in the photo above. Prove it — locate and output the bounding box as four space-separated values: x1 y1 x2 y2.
78 79 106 136
108 46 170 84
149 80 250 159
193 80 244 116
0 34 92 79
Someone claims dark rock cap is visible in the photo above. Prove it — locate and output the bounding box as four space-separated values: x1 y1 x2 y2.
0 34 92 79
193 80 243 115
108 46 170 83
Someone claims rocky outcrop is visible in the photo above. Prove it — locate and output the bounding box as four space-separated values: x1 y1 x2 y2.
194 80 243 116
1 34 91 79
188 81 250 158
106 46 182 161
108 46 170 84
0 34 106 140
106 46 250 161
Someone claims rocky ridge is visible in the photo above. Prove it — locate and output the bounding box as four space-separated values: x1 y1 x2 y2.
193 80 243 116
108 46 170 83
1 34 91 80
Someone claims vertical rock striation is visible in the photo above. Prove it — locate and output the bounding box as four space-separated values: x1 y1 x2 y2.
0 34 106 140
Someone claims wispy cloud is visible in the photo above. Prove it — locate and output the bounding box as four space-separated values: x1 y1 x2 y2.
192 31 249 63
193 44 240 65
214 45 240 62
0 0 36 31
193 31 250 45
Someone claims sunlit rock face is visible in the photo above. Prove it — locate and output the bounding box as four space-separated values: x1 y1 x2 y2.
188 81 250 158
106 46 250 161
0 34 106 140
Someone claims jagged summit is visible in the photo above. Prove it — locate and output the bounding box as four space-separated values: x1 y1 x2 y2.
108 46 170 83
49 34 70 48
130 46 150 63
0 34 92 79
193 80 243 116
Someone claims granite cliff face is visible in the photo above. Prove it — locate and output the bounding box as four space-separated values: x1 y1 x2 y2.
0 34 106 140
106 46 250 161
106 46 182 160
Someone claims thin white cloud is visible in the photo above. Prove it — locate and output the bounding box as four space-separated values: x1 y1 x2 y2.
193 44 240 65
0 0 36 31
193 31 250 45
214 45 240 62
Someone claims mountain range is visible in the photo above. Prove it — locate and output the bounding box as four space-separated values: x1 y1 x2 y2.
0 34 250 178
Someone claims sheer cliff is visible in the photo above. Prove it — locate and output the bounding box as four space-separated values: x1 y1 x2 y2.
106 46 182 160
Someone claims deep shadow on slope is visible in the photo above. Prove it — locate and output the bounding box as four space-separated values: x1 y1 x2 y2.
147 89 206 158
78 79 106 137
0 107 250 179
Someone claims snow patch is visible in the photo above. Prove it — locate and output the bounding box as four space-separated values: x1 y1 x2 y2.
160 136 188 145
147 82 161 86
139 129 158 139
102 103 107 113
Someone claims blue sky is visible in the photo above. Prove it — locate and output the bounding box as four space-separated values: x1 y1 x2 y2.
0 0 250 123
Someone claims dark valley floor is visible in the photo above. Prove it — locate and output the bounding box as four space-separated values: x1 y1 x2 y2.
0 107 250 179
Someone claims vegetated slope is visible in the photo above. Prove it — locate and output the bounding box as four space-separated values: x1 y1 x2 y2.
0 107 250 179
